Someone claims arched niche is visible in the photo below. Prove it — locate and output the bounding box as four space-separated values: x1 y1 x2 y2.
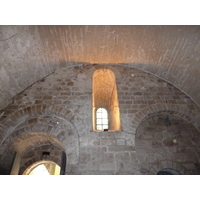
135 113 200 175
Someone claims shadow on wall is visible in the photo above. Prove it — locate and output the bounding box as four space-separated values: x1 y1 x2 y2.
0 62 200 175
9 132 66 175
135 113 200 175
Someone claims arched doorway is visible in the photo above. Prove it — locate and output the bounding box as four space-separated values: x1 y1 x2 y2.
23 160 61 175
10 132 66 175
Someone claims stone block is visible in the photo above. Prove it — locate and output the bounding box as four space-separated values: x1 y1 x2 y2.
154 132 163 140
87 146 107 153
147 154 158 164
65 165 71 172
104 153 114 162
115 139 125 145
92 139 100 146
152 140 162 148
136 140 152 149
108 145 135 152
87 162 99 171
137 133 153 140
136 154 147 163
101 138 116 146
100 162 115 171
78 164 87 172
116 152 130 161
136 148 146 154
91 153 104 162
79 153 91 163
116 161 138 172
130 152 136 160
116 171 134 175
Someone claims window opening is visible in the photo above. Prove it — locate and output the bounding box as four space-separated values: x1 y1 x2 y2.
29 164 51 175
23 161 61 175
92 69 121 131
96 108 108 131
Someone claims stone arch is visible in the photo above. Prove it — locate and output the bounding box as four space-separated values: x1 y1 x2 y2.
0 105 86 137
0 120 79 168
19 148 64 175
12 132 64 175
132 104 200 134
0 105 83 173
1 114 78 151
12 132 65 155
0 130 67 175
135 112 200 175
0 105 87 159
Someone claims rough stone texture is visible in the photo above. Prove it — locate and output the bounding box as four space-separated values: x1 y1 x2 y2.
136 113 200 175
19 144 63 175
0 25 200 111
0 64 200 175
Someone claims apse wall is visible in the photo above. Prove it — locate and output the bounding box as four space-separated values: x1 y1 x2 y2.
0 64 200 175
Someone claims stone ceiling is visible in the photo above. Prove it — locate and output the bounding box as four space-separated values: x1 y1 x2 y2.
0 25 200 110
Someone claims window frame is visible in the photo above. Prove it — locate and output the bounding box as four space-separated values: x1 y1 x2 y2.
96 107 109 131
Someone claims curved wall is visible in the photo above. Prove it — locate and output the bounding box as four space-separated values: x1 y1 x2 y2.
0 64 200 174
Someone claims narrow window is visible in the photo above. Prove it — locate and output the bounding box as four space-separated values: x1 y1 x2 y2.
96 108 108 131
92 69 120 131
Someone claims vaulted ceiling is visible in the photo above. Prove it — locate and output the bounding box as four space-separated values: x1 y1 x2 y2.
0 25 200 110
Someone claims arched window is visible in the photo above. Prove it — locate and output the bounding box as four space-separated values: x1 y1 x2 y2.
92 69 120 131
96 108 108 131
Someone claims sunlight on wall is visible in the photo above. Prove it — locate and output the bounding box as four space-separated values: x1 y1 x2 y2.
92 69 120 131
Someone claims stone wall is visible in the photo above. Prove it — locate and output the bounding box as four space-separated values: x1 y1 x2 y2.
136 113 200 175
0 64 200 174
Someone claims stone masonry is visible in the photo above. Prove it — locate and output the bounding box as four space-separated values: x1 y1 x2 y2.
0 64 200 174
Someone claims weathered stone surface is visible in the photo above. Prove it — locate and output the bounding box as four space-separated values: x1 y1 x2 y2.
136 113 200 175
0 64 200 175
100 162 115 171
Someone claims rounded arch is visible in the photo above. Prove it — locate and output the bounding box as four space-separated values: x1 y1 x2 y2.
1 118 79 172
92 68 121 131
0 111 80 173
1 114 77 149
0 105 84 165
22 160 60 175
20 155 62 175
12 132 65 155
133 104 200 134
0 104 86 140
135 112 200 175
8 132 66 175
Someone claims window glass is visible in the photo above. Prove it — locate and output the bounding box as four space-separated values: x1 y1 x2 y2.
96 108 108 131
